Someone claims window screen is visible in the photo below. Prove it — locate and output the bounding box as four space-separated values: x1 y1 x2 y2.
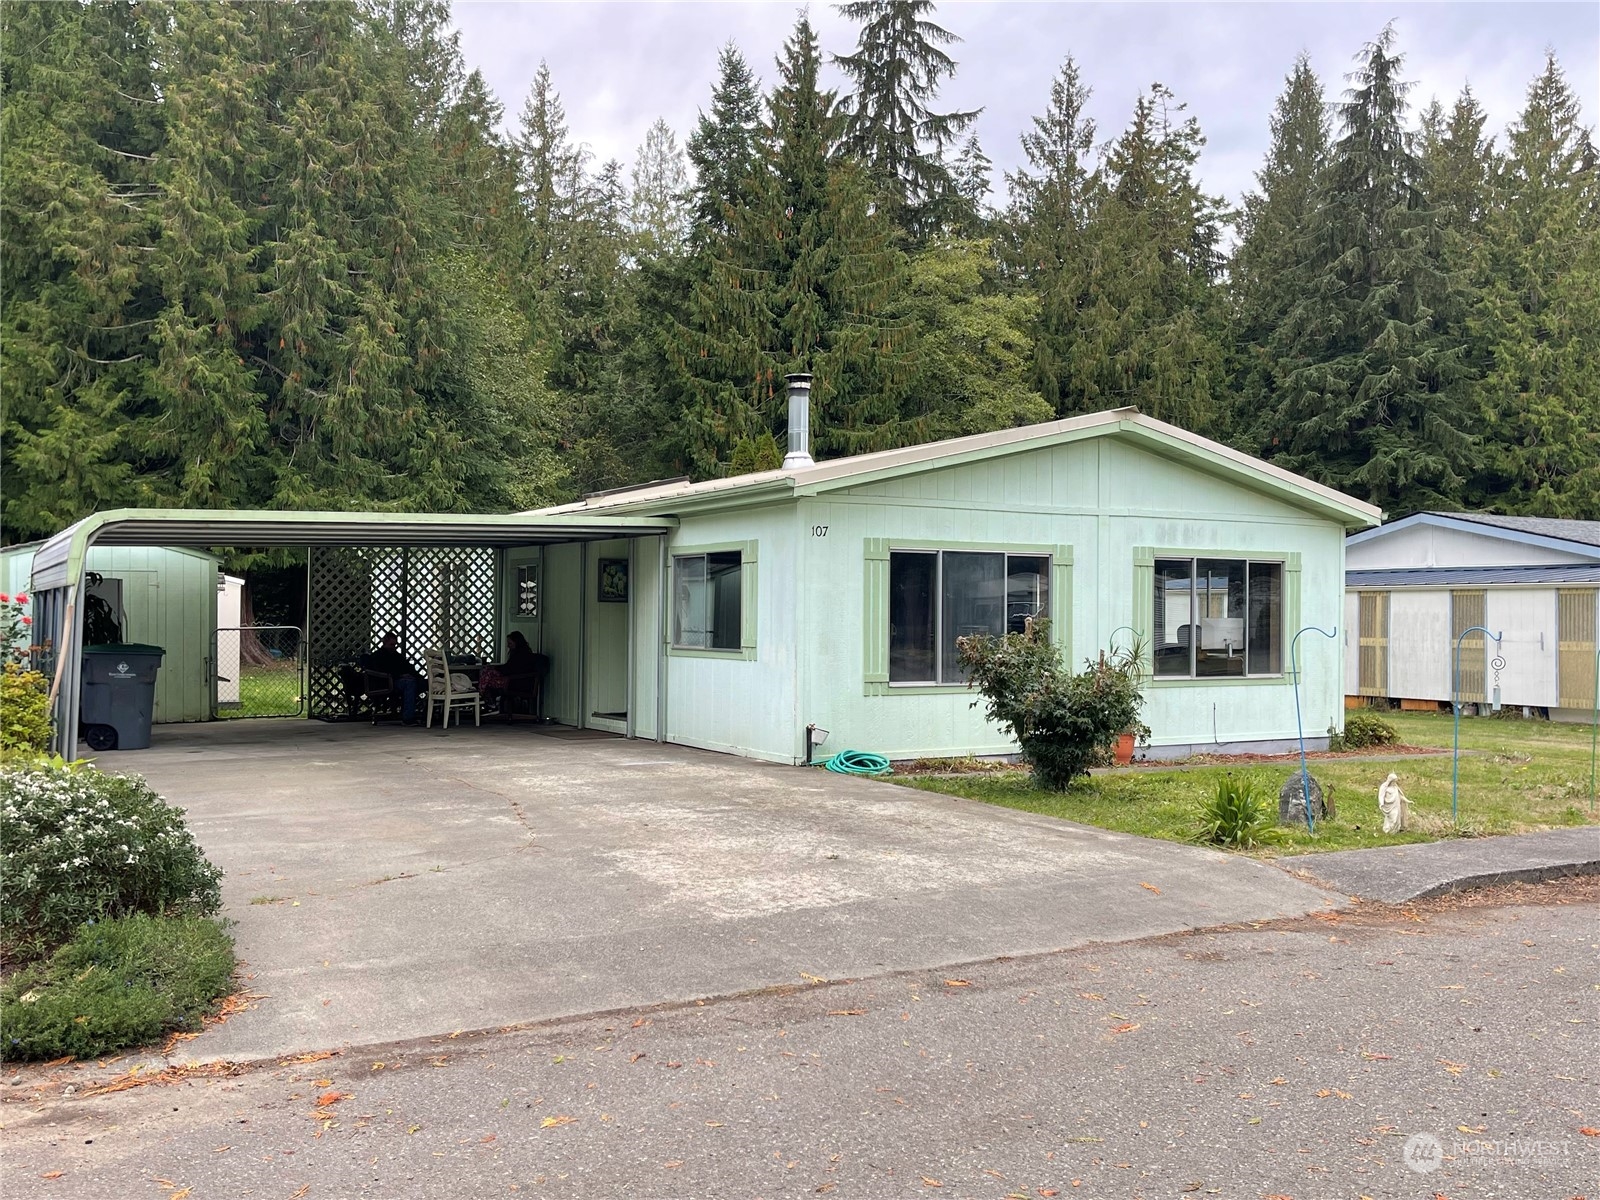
1153 557 1283 679
889 549 1051 685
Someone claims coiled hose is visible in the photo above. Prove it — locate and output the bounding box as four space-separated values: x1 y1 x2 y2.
818 749 892 776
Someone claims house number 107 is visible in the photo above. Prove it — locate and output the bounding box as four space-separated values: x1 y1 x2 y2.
811 525 829 538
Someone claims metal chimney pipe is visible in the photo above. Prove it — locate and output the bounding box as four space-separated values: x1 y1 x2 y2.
782 373 815 469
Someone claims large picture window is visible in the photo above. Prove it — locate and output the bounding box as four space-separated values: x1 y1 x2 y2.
889 550 1051 684
1153 557 1283 678
673 550 743 651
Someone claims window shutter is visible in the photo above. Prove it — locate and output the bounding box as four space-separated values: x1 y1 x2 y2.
740 541 758 655
1557 588 1597 709
863 539 889 689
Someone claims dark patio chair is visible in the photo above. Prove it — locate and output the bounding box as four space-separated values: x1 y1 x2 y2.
340 664 404 723
498 654 549 722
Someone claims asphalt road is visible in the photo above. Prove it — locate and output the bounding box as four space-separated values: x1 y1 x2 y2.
4 884 1596 1200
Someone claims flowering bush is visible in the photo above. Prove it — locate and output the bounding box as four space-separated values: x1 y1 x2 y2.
0 592 35 666
1 762 223 964
1 664 52 758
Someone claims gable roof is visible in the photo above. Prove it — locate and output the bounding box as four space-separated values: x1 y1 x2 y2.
1431 512 1600 548
1347 511 1600 560
529 408 1383 528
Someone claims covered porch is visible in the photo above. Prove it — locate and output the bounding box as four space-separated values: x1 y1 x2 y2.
26 509 674 759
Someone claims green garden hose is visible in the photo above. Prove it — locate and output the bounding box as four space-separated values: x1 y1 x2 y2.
819 749 892 776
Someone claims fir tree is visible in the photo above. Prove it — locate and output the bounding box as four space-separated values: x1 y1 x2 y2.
1004 56 1096 414
1230 53 1329 444
668 14 914 474
1470 54 1600 516
832 0 980 237
631 118 691 259
1261 24 1475 512
685 42 762 244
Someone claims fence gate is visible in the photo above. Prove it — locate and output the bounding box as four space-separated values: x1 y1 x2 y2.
214 626 306 718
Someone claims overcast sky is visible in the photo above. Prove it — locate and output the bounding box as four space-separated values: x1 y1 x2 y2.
452 2 1598 206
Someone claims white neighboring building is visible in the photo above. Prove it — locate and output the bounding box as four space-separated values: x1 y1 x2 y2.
1344 512 1600 720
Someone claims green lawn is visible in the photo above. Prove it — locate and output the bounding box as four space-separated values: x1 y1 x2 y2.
896 712 1598 856
217 663 304 718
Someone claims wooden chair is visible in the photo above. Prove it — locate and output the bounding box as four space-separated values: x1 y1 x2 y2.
422 648 481 729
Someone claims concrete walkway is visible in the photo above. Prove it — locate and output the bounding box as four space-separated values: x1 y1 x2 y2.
1277 825 1600 903
117 719 1336 1063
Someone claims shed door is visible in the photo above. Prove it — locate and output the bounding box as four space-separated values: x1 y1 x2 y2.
1451 590 1486 703
1357 591 1389 697
1557 588 1597 710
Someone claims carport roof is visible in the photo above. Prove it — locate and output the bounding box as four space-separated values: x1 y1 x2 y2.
29 508 674 591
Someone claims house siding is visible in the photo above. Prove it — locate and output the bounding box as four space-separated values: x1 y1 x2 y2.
785 439 1347 762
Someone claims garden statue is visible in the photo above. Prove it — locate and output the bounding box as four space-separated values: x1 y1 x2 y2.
1378 772 1409 833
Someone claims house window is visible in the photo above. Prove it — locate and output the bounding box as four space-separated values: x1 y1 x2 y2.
515 564 539 617
889 550 1051 684
1153 558 1283 678
673 551 743 651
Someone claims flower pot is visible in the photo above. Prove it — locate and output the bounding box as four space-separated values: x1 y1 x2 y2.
1114 731 1135 765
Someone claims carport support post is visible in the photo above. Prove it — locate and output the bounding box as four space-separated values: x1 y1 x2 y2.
1290 624 1337 834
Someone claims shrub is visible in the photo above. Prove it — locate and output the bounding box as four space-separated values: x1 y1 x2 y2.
1342 709 1399 750
1 914 235 1061
1195 775 1278 849
958 622 1148 791
0 592 35 666
1 663 53 759
1 762 222 964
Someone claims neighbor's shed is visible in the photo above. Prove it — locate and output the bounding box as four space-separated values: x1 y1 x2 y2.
4 541 220 723
1344 512 1600 720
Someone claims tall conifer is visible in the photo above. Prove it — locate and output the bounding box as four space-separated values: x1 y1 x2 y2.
1470 54 1600 516
833 0 979 237
1261 25 1474 512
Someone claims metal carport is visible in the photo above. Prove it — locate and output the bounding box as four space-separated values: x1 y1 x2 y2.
29 508 675 758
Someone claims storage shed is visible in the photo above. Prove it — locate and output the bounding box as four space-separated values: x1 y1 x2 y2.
1344 512 1600 720
3 541 219 723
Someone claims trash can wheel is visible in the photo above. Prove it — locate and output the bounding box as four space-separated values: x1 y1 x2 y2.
84 724 119 752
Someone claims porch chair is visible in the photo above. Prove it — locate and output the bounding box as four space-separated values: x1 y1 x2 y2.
422 648 481 729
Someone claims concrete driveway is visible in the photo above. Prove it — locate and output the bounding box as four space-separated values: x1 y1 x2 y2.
120 719 1334 1062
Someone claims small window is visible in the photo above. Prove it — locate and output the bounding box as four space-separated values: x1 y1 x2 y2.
890 549 1051 684
515 564 540 617
673 551 742 650
1153 557 1283 678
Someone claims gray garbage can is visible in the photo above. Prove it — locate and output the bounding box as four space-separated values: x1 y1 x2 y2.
81 643 165 751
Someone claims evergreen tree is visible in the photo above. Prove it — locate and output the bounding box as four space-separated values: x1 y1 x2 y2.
946 133 994 236
1260 25 1475 512
1229 54 1329 444
1004 56 1097 414
1 0 164 540
631 118 691 259
1470 54 1600 516
832 0 979 237
668 14 914 474
685 42 762 244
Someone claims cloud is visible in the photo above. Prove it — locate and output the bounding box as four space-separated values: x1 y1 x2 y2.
451 1 1598 204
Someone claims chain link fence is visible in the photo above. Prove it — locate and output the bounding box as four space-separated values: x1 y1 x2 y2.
215 626 305 718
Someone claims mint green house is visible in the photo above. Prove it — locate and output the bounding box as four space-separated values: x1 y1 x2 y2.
30 394 1380 764
532 396 1382 763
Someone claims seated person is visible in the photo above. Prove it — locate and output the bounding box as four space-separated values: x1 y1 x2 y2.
478 631 541 715
359 632 423 724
